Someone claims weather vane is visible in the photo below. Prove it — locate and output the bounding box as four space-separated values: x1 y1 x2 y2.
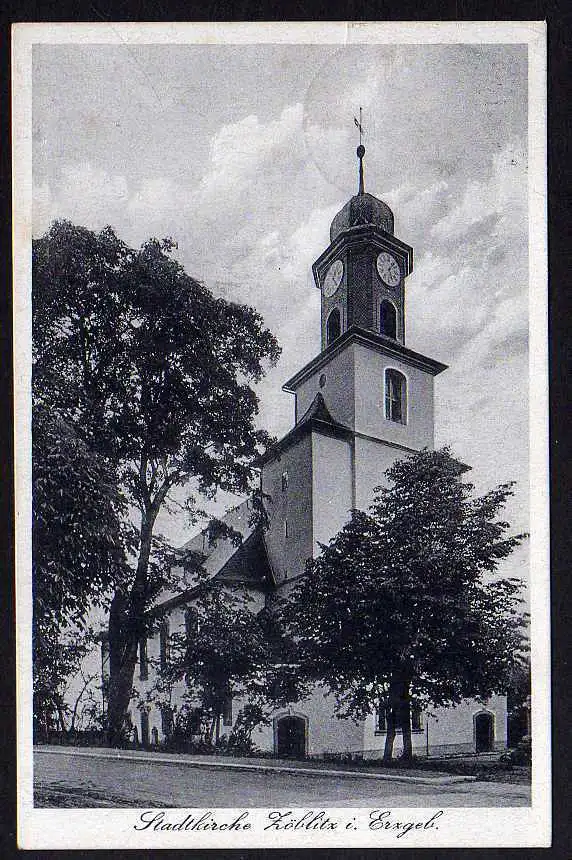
354 107 365 194
354 106 364 147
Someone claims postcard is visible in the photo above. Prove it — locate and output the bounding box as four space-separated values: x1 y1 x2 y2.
13 20 549 849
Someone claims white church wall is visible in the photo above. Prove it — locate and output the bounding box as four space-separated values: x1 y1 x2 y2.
128 591 268 744
252 686 365 757
301 687 366 755
361 696 508 758
353 342 435 450
353 435 407 511
294 343 356 429
311 430 353 550
261 432 314 584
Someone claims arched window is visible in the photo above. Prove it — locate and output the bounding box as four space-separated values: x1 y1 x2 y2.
140 710 150 747
411 705 423 732
380 300 397 339
281 471 289 492
223 682 233 726
326 307 341 345
385 369 407 424
184 607 198 688
185 607 198 640
159 618 170 669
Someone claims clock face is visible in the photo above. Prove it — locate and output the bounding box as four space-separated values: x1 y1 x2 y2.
323 259 344 298
376 252 401 288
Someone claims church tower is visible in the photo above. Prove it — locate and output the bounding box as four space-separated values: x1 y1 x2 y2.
259 144 447 590
314 143 412 350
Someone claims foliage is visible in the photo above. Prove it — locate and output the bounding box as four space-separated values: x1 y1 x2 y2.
506 652 531 715
33 625 101 741
32 220 280 744
32 406 131 637
279 447 527 760
147 585 301 748
505 651 531 745
225 703 271 755
32 405 131 734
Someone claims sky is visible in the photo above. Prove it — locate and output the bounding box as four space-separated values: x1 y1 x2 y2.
32 40 530 582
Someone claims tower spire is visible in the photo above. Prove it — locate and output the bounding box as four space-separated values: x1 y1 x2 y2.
354 107 365 195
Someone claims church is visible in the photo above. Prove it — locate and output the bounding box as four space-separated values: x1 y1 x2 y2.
115 143 507 759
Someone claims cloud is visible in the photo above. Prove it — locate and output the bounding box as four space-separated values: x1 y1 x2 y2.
197 104 305 202
431 140 527 243
30 44 531 559
33 163 130 237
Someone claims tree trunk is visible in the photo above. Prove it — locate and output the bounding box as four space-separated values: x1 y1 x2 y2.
70 673 96 733
55 700 68 734
106 641 138 746
401 679 413 761
106 512 155 746
383 708 396 761
383 676 413 762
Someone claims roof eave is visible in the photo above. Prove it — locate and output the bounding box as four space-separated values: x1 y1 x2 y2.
283 326 448 393
255 416 352 467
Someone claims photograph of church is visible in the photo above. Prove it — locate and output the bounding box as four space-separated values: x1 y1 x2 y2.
18 20 554 848
23 28 548 823
115 143 507 759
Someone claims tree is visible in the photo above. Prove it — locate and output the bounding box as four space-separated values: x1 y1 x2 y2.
279 447 527 761
33 617 106 742
506 651 531 745
32 406 131 737
148 584 284 750
33 406 131 634
33 221 280 745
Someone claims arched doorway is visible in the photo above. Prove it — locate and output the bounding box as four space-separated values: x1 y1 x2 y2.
475 712 494 753
276 715 307 758
140 710 150 747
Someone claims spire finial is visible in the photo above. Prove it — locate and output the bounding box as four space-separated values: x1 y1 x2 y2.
354 107 365 194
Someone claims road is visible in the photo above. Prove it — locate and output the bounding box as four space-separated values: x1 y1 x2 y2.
34 749 530 808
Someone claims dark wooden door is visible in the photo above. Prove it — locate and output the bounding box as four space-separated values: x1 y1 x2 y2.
140 710 150 747
475 713 494 753
277 716 306 758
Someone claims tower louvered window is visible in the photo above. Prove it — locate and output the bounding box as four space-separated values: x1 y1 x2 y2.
380 300 397 339
326 307 341 345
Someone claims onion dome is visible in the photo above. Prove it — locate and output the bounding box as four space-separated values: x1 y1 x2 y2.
330 144 394 242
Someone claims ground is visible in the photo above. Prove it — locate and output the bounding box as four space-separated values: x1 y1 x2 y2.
33 748 531 808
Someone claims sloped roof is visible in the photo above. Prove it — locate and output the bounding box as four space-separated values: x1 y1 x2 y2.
330 191 394 241
296 391 335 425
256 392 352 467
213 527 273 586
148 496 275 615
283 326 448 393
154 525 274 616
